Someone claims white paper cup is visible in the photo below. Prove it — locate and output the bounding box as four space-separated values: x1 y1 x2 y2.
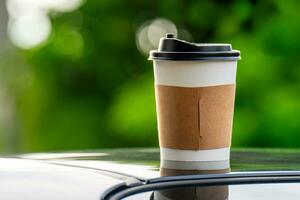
149 34 240 170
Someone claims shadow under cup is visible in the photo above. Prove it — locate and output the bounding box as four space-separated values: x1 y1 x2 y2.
155 168 230 200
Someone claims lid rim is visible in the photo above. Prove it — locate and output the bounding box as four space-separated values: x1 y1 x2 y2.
150 50 240 53
149 51 241 61
149 57 241 61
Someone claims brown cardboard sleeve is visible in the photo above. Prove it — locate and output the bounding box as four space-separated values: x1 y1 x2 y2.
155 84 235 150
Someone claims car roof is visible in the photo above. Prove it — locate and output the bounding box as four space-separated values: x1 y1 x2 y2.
1 148 300 199
17 148 300 179
0 158 130 200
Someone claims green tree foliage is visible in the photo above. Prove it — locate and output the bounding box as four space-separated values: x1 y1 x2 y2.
2 0 300 152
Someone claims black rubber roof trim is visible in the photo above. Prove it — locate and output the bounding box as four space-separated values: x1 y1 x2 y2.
102 171 300 200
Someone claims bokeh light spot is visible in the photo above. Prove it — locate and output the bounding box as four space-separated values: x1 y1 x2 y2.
8 12 51 49
53 25 84 59
6 0 84 49
136 18 177 55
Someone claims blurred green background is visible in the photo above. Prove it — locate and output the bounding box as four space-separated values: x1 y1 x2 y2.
0 0 300 153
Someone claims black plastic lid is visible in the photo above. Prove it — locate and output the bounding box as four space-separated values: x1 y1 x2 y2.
149 33 241 61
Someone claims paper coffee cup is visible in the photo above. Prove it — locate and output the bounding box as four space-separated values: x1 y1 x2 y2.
149 34 240 171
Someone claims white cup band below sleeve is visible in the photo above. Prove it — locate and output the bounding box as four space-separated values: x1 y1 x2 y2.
160 147 230 162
